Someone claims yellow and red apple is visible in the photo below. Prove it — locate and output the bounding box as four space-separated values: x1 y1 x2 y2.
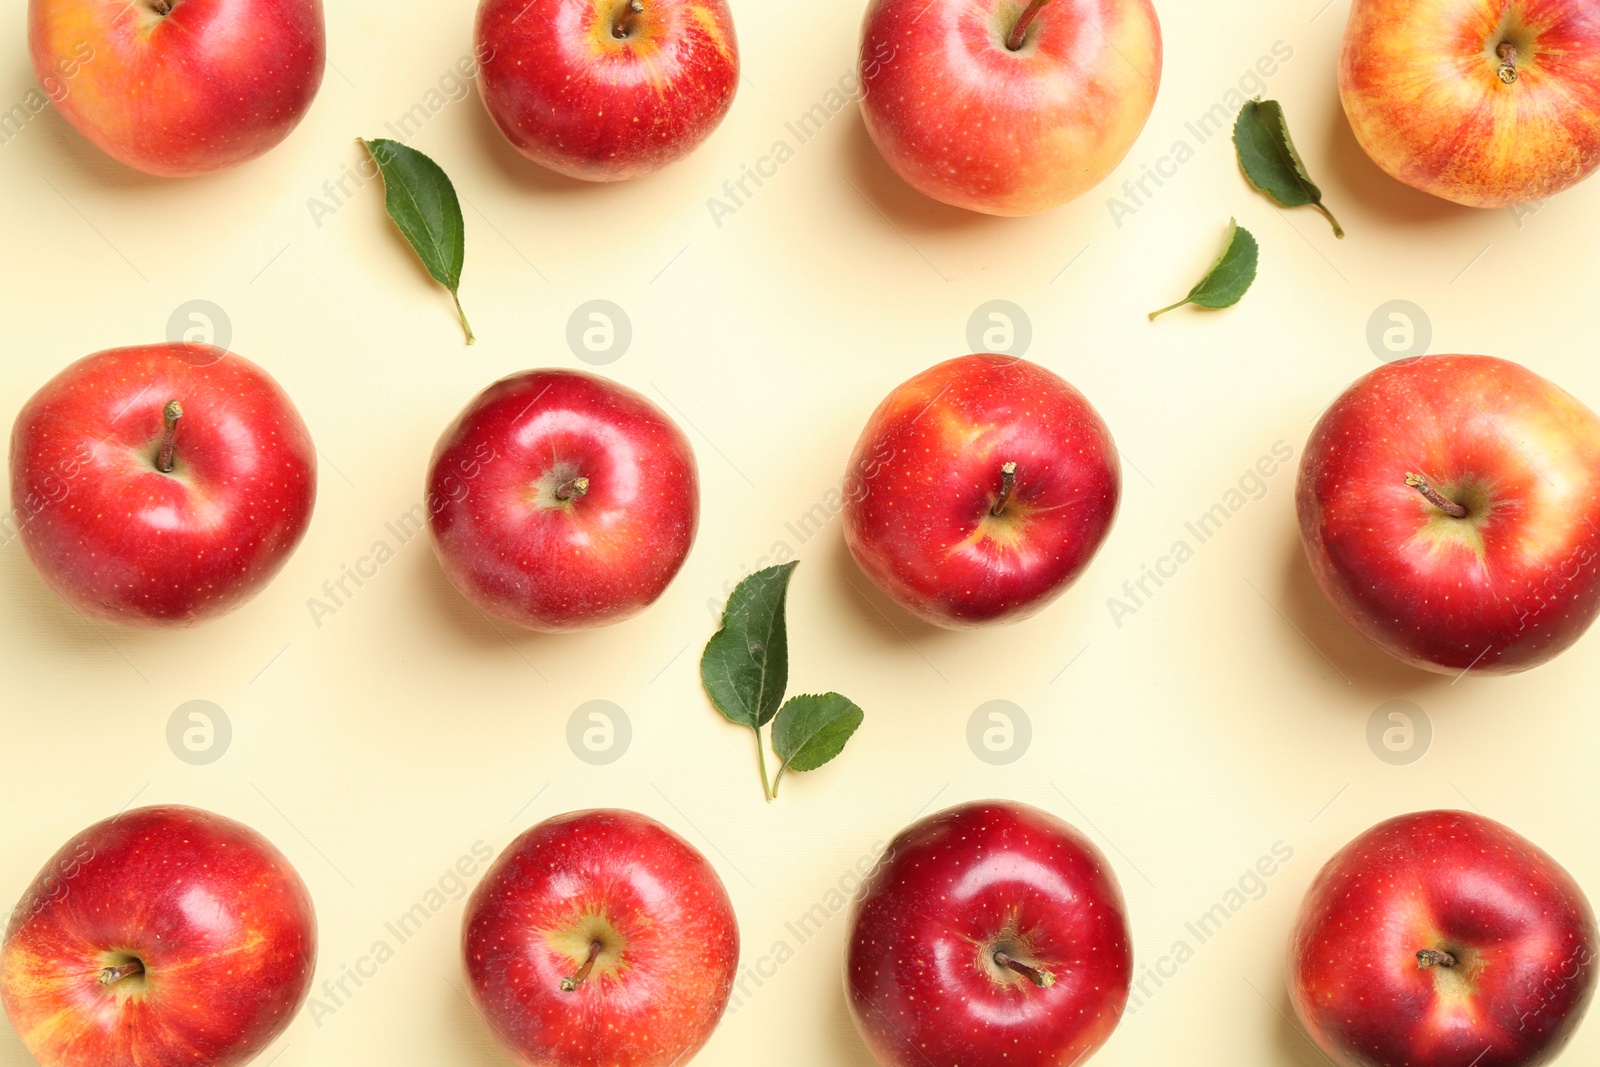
857 0 1162 216
1340 0 1600 207
475 0 739 181
1 806 317 1067
29 0 326 177
1297 354 1600 674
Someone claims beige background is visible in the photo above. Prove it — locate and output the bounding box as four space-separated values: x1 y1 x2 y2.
2 0 1598 1064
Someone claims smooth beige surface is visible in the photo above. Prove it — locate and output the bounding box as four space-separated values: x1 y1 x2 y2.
2 1 1598 1065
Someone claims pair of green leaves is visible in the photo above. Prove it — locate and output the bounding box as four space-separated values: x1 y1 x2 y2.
1150 99 1342 320
701 563 865 801
361 138 474 345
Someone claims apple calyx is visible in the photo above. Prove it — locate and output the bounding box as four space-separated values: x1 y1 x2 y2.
993 950 1056 988
560 940 604 992
156 400 184 474
554 476 591 502
98 959 145 987
990 462 1019 517
1416 949 1458 970
613 0 645 39
1404 472 1468 519
1006 0 1053 51
148 0 173 13
1496 41 1520 85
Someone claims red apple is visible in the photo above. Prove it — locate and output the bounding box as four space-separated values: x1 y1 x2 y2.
30 0 325 177
475 0 739 182
1296 354 1600 674
9 342 317 627
858 0 1162 216
842 353 1120 627
0 805 317 1067
461 809 738 1067
426 368 698 631
1290 810 1597 1067
1340 0 1600 208
846 800 1132 1067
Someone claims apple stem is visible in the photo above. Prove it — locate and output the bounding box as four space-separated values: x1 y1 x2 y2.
150 0 173 14
554 476 590 502
1496 41 1520 84
156 400 183 474
990 462 1019 517
1006 0 1052 51
99 960 145 986
994 951 1056 988
613 0 644 39
560 941 603 992
1416 949 1458 970
1404 473 1468 519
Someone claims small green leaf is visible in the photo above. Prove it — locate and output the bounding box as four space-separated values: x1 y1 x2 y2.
702 562 799 732
360 138 474 344
1149 219 1259 320
771 693 864 795
1233 99 1344 238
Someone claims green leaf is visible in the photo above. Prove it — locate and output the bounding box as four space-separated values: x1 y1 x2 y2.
360 138 475 344
1233 99 1344 238
1149 219 1259 320
702 562 799 732
771 693 864 795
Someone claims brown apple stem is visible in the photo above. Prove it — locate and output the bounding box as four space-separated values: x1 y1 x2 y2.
554 476 590 502
613 0 644 38
156 400 183 474
1404 473 1468 519
994 951 1055 988
1416 949 1458 970
149 0 173 14
99 960 145 986
1006 0 1053 51
1496 41 1519 84
990 462 1019 517
560 941 603 992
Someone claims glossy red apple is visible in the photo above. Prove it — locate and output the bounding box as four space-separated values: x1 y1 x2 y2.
1340 0 1600 208
30 0 325 177
858 0 1162 215
426 368 698 631
0 805 317 1067
842 353 1120 627
1290 810 1597 1067
1297 354 1600 674
846 800 1132 1067
475 0 739 181
9 343 317 627
462 809 738 1067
